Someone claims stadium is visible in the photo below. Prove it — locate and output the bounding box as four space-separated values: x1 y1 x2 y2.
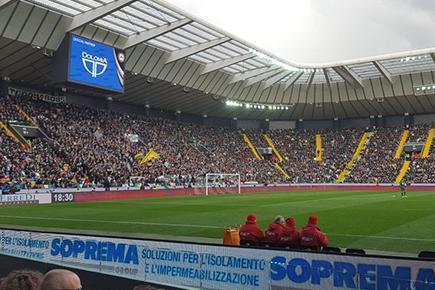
0 0 434 289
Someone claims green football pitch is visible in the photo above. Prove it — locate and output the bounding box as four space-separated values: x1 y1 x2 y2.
0 190 434 254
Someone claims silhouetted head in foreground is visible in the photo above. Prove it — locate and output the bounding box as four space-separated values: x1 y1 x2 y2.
39 269 81 290
0 269 43 290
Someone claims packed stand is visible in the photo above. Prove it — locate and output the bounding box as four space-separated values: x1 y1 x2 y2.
1 95 284 190
347 127 403 183
406 124 435 183
1 94 435 189
269 128 361 183
0 97 67 191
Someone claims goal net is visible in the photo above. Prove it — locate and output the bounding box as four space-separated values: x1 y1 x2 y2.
205 173 241 195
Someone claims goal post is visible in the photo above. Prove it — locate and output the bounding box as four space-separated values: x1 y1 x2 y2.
205 173 241 196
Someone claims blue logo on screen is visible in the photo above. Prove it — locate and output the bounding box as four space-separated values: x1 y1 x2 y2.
68 35 124 93
82 52 108 78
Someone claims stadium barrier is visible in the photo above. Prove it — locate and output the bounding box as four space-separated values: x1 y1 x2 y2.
3 183 435 204
0 193 51 205
63 183 435 203
0 228 433 290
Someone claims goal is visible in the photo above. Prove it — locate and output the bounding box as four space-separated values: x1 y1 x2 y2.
205 173 241 195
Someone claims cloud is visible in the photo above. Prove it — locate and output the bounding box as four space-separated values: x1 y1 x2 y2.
168 0 435 64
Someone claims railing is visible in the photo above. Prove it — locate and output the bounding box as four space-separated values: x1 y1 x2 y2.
242 133 263 160
336 132 370 183
273 163 291 180
15 104 36 126
421 128 435 158
262 133 283 162
315 134 322 161
394 129 409 159
0 120 28 150
395 160 411 184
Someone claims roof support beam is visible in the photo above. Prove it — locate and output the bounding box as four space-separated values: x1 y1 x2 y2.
372 61 393 84
431 53 435 64
261 70 293 90
306 72 315 91
199 53 255 75
229 65 279 84
245 68 284 87
165 37 230 64
66 0 138 32
323 69 331 87
283 71 303 90
333 65 364 88
118 18 192 49
0 0 15 9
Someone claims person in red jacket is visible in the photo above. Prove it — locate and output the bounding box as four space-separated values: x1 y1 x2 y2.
300 215 329 250
264 216 285 244
279 217 301 248
239 214 264 245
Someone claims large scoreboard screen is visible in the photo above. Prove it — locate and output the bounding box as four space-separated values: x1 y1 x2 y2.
68 34 125 93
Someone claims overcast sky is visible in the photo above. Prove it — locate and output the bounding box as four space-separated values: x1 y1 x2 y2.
168 0 435 65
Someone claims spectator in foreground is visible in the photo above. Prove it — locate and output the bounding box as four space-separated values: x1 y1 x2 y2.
0 269 43 290
239 214 264 246
39 269 81 290
264 215 285 244
279 217 301 248
300 215 329 250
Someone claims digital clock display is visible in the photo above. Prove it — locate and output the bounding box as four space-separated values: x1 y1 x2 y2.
51 192 75 203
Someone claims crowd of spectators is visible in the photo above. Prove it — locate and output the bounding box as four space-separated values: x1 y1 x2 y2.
347 127 402 183
406 125 435 183
1 94 434 190
0 95 284 190
266 128 361 183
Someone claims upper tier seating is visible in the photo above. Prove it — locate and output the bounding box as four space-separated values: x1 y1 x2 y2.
1 94 434 189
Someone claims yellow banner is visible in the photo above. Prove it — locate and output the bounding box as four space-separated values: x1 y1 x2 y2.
134 153 144 159
139 149 159 164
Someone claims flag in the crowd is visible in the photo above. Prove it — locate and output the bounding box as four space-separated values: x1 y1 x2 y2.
139 149 159 165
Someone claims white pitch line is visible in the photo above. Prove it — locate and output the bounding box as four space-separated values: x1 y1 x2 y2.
0 215 221 229
1 215 434 242
325 232 435 242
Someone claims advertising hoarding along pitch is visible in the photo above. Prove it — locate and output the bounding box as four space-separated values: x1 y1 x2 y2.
0 229 433 290
68 34 125 93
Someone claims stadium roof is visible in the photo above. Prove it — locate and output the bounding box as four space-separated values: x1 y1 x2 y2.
1 0 435 120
